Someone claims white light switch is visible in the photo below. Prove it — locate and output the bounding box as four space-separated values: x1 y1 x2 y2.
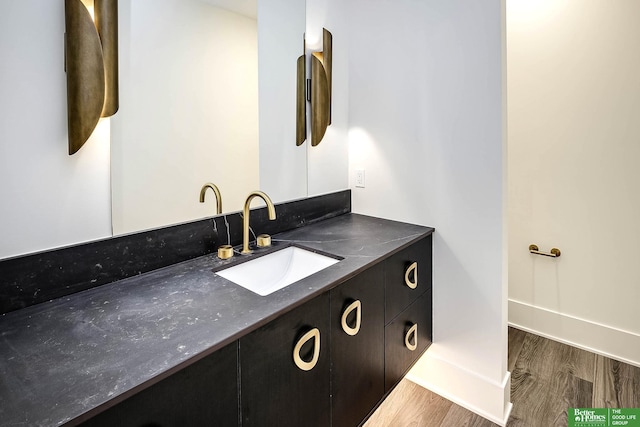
355 169 365 188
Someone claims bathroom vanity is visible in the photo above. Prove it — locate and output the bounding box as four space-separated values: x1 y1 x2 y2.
0 191 433 426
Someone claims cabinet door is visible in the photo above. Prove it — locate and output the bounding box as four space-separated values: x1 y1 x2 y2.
384 289 432 392
81 341 239 427
385 235 432 324
330 263 385 427
240 293 330 427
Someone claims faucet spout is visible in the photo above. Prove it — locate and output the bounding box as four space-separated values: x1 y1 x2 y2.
199 183 222 215
242 191 276 254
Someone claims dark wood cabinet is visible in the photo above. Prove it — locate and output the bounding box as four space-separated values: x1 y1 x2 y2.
81 342 239 427
80 234 433 427
240 293 331 427
330 263 385 427
384 289 433 392
385 235 432 324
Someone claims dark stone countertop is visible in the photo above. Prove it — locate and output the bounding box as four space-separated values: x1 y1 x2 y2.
0 213 433 426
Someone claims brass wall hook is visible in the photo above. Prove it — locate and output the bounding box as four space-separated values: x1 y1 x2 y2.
529 244 561 258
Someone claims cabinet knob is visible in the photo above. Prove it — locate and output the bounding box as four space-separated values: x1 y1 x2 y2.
341 300 362 336
404 262 418 289
293 328 321 371
405 323 418 351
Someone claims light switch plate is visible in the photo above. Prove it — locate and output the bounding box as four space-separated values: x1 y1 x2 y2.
355 169 365 188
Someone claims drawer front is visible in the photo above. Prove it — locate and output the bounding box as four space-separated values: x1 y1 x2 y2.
385 235 432 324
384 289 432 392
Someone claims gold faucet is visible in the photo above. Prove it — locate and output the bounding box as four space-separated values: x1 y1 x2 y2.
199 183 222 214
242 191 276 254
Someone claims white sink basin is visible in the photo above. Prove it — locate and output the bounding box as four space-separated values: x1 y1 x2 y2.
216 246 340 296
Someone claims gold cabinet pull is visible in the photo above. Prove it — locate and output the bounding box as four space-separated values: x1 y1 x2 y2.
341 300 362 336
405 324 418 351
293 328 320 371
404 262 418 289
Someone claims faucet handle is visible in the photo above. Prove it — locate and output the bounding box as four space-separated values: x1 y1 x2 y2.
217 245 234 260
256 234 271 248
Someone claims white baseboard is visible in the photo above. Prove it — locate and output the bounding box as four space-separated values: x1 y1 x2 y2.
509 299 640 367
406 350 512 426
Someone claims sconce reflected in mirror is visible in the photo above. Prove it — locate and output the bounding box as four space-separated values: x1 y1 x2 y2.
311 28 332 147
65 0 119 155
296 37 306 147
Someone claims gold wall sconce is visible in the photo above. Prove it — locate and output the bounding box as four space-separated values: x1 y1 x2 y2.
65 0 119 155
311 28 332 146
296 28 332 147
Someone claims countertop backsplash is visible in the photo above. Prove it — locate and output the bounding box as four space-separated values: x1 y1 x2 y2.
0 190 351 315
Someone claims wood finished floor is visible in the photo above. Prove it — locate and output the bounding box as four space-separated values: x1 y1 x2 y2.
364 327 640 427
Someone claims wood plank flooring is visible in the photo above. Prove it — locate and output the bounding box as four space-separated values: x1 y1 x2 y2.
364 327 640 427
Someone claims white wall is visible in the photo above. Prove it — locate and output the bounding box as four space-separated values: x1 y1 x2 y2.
346 1 510 424
258 0 308 203
305 0 350 196
112 0 259 235
508 0 640 366
0 1 112 259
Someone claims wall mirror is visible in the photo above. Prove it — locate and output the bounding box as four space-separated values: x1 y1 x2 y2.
111 0 307 235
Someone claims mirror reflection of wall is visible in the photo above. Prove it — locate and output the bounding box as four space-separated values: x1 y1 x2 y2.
0 0 307 258
258 0 308 204
112 0 307 236
112 0 260 235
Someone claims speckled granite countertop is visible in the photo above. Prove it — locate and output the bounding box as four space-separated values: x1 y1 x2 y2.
0 213 433 426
